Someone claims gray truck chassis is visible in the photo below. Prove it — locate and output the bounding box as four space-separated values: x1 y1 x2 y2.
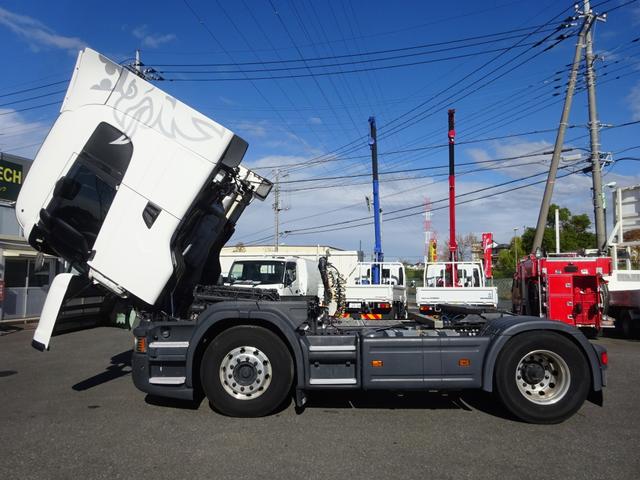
131 297 607 424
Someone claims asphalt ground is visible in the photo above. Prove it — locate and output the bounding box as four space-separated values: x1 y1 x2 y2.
1 326 639 480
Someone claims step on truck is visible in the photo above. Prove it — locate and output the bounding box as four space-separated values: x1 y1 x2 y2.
18 49 607 424
318 261 408 319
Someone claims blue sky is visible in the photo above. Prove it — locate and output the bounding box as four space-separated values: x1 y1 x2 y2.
1 0 639 261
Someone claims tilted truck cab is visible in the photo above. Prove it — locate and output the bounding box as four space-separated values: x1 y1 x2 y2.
17 48 271 349
19 49 607 424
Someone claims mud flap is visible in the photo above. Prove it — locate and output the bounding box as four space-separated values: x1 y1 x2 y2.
32 273 118 351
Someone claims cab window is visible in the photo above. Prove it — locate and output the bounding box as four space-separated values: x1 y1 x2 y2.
285 262 297 283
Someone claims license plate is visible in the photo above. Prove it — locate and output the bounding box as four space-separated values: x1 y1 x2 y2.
348 302 361 309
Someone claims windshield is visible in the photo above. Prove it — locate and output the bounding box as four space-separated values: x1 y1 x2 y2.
229 260 285 284
425 264 481 287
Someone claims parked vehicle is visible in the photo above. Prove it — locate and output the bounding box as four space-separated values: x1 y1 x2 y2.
512 254 612 338
604 183 640 337
416 261 498 316
18 49 607 424
319 261 407 319
224 256 321 298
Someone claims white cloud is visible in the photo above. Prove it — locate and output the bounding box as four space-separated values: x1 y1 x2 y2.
219 96 236 106
633 3 640 25
132 25 176 48
628 81 640 121
0 6 86 52
308 116 322 125
0 108 51 158
235 120 268 138
230 134 640 260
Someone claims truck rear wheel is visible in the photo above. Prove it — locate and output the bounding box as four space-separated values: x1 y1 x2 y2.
200 326 293 417
494 332 590 424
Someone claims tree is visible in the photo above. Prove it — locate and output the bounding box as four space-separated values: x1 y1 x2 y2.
437 233 479 261
521 204 596 254
493 204 597 278
494 236 521 278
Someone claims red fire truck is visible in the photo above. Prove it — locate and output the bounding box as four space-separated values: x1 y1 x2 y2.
512 254 612 338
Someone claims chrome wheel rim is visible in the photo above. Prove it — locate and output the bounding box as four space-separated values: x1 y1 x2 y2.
515 349 570 405
219 346 272 400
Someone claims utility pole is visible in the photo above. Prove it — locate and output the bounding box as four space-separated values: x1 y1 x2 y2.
129 49 163 81
555 207 561 254
532 9 591 252
135 49 142 75
513 227 519 269
583 0 607 252
273 170 281 252
448 109 458 286
369 116 383 284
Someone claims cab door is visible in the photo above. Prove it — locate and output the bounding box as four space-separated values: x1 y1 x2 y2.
283 261 298 296
32 273 121 351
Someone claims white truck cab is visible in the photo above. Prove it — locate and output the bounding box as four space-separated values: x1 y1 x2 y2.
225 256 321 297
17 48 271 349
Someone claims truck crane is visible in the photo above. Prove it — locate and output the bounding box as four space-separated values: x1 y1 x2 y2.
18 49 607 423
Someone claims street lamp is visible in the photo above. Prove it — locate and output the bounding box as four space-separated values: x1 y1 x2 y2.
604 181 617 248
513 227 519 269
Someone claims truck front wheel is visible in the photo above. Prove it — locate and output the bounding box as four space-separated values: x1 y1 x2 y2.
200 326 294 417
494 332 590 424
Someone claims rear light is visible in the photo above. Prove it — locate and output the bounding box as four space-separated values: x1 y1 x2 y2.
419 305 429 312
379 302 391 310
135 337 147 353
600 351 608 366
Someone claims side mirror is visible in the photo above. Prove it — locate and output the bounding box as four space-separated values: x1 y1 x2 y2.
34 251 46 273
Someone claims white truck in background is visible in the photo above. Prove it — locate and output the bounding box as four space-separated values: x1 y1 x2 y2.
319 261 408 319
604 183 640 338
416 261 498 316
224 256 321 297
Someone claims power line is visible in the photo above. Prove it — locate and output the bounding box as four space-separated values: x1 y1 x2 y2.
277 149 572 185
0 101 61 116
0 89 66 109
153 24 559 67
282 168 587 237
278 162 585 236
162 38 569 81
0 80 67 99
251 127 574 170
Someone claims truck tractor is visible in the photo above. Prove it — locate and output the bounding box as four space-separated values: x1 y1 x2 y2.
18 49 607 424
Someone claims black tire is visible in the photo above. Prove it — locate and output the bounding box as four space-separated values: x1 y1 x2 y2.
494 331 590 424
200 326 293 417
581 327 602 340
618 310 638 339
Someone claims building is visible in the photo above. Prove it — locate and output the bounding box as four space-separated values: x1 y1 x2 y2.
220 244 363 279
0 152 60 321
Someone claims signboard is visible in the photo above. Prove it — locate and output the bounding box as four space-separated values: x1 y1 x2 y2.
0 158 24 202
482 232 493 278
